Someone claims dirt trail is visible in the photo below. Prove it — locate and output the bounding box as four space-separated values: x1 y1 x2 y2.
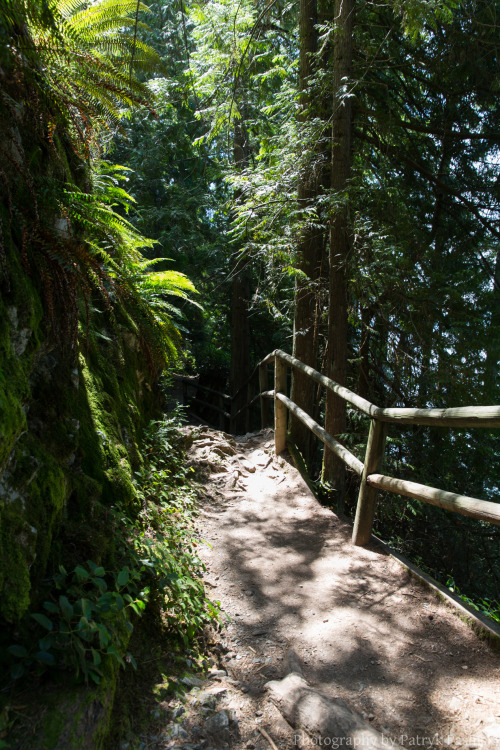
180 426 500 750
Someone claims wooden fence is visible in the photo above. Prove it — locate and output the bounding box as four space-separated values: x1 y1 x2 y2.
176 350 500 547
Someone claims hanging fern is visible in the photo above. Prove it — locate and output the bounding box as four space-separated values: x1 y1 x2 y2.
0 0 197 370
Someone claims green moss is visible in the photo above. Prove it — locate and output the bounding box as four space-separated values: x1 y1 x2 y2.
0 91 164 750
0 514 33 623
0 240 43 469
0 438 66 622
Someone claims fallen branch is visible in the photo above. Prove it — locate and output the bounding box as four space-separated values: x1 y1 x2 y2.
258 726 279 750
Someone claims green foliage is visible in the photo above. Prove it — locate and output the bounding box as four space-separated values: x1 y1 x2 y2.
0 0 198 371
131 412 222 642
8 560 143 684
5 412 220 685
447 577 500 625
66 159 201 368
33 0 160 152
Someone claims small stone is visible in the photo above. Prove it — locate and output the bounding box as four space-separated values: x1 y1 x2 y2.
246 743 256 749
255 710 263 717
181 675 205 688
172 705 186 719
484 724 500 739
205 710 230 733
165 724 189 739
368 714 375 722
199 694 217 710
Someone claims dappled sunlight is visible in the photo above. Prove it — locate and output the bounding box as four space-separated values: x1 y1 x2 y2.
197 429 500 748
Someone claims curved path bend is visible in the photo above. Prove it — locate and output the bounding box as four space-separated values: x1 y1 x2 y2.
184 426 500 750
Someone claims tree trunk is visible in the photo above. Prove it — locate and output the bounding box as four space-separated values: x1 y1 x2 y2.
322 0 354 509
357 305 372 401
290 0 324 463
230 118 251 433
485 250 500 400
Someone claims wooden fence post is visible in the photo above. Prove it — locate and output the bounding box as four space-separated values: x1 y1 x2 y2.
246 382 252 433
259 363 269 428
218 395 225 430
352 419 387 546
274 355 287 454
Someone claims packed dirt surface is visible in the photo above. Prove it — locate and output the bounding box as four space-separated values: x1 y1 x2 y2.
128 426 500 750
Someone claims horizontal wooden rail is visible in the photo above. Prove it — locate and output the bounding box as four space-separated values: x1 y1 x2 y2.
274 350 377 418
263 349 500 547
188 397 230 419
231 353 275 404
272 350 500 428
276 393 364 476
176 350 499 550
375 405 500 428
231 391 273 421
367 474 500 525
174 375 231 402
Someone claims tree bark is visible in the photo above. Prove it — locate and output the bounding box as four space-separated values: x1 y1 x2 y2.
485 250 500 400
322 0 354 508
357 304 372 401
290 0 324 463
230 117 251 433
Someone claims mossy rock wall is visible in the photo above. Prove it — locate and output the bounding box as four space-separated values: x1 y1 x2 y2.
0 50 167 747
0 242 159 626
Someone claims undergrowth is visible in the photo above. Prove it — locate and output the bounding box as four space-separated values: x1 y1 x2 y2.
4 410 221 687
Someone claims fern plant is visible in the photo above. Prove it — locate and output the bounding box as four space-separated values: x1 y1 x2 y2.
0 0 197 369
66 160 202 367
13 0 161 155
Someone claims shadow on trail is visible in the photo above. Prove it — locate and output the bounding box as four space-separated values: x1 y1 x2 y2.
202 461 498 746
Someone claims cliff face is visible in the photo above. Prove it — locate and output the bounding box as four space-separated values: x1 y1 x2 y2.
0 67 160 632
0 241 159 626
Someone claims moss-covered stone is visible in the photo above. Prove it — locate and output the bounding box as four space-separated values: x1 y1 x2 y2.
6 648 126 750
0 52 163 748
0 242 160 629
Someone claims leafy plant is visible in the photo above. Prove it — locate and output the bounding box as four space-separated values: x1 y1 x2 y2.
66 160 202 368
8 560 144 684
6 411 221 684
447 576 500 625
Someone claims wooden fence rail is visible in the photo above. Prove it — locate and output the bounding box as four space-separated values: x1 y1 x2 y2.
175 351 500 546
267 349 500 544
